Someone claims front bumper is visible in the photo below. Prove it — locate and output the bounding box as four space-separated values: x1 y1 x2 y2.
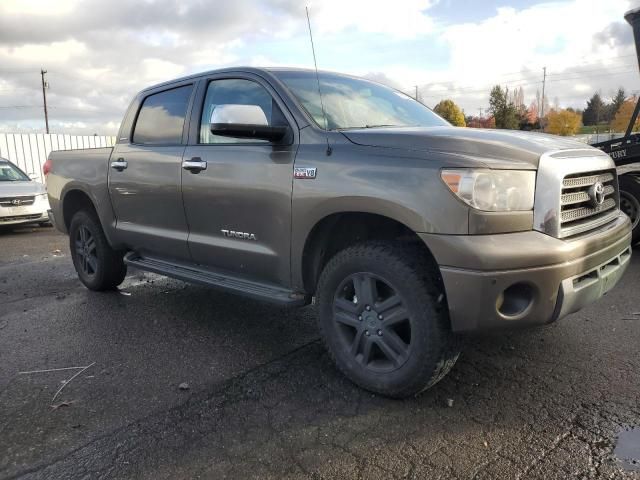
0 198 51 226
420 212 632 332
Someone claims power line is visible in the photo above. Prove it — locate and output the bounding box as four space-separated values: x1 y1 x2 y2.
409 60 640 97
0 105 109 113
0 105 40 109
417 68 638 99
477 54 639 79
410 59 639 92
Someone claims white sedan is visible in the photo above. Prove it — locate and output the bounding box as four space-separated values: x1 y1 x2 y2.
0 158 50 227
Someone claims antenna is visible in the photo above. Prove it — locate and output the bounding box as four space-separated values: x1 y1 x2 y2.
305 6 331 155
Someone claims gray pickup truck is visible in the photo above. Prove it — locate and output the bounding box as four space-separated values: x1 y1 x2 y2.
45 68 632 397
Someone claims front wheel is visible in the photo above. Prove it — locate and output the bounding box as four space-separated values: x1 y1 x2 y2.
619 175 640 245
316 242 460 398
69 210 127 291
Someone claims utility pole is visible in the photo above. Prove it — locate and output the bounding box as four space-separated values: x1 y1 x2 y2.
478 108 483 119
414 85 419 101
40 69 49 134
540 66 547 131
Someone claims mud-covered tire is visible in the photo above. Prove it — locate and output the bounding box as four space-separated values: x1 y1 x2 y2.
619 175 640 245
69 210 127 291
316 241 461 398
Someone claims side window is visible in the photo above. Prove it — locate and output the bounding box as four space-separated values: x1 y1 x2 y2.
133 85 193 145
199 78 287 144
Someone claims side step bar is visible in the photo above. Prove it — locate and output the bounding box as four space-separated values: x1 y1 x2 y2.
123 253 309 306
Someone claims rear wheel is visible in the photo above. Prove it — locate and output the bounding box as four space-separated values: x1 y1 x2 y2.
316 241 460 398
69 210 127 291
619 175 640 245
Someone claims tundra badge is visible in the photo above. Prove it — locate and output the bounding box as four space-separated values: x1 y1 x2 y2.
222 229 257 241
294 167 317 179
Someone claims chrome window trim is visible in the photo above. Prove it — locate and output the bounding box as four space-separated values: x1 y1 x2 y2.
534 149 617 238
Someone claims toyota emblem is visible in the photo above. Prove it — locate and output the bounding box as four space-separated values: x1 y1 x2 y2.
589 182 605 208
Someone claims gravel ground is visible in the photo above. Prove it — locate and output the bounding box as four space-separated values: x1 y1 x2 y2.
0 226 639 480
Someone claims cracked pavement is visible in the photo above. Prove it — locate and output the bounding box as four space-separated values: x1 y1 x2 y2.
0 227 639 479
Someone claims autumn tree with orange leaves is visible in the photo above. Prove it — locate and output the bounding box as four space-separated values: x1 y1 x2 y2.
546 109 582 136
611 97 640 133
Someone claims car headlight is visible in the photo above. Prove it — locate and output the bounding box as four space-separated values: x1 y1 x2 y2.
441 169 535 211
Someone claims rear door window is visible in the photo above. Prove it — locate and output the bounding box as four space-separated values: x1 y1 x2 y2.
133 85 193 145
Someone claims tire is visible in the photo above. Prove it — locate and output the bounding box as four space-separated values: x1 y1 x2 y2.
316 241 461 398
69 210 127 291
619 175 640 245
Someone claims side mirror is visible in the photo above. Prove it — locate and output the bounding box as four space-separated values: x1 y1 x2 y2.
28 173 37 181
209 104 289 142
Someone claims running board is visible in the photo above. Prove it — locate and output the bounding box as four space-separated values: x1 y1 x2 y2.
123 253 308 306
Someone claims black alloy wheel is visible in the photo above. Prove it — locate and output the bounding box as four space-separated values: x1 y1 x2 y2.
333 273 413 373
75 225 98 276
69 210 127 291
316 241 461 398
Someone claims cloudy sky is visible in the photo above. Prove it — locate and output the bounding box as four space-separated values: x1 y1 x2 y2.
0 0 639 135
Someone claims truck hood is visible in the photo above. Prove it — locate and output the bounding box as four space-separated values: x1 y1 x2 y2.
0 181 47 197
340 126 594 168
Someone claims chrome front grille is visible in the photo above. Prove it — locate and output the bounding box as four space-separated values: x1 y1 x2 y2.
559 170 618 237
0 196 35 207
534 150 620 239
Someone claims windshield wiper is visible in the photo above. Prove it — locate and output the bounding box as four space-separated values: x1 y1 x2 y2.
337 124 401 131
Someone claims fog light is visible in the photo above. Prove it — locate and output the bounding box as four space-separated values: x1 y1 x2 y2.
496 283 534 318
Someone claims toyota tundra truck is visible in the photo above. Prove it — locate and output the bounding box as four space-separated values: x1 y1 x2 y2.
44 68 632 398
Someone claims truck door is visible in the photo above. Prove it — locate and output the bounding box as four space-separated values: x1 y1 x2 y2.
108 83 195 261
181 75 297 287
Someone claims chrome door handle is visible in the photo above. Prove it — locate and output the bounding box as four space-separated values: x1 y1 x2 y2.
182 158 207 173
111 158 128 171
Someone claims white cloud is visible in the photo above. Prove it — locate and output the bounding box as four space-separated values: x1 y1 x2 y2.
415 0 639 112
308 0 436 38
0 39 87 64
1 0 79 15
0 0 639 134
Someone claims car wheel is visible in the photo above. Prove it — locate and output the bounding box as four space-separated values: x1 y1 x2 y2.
619 175 640 245
69 210 127 291
316 241 460 398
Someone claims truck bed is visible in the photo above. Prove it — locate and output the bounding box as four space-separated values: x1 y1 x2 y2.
46 146 114 233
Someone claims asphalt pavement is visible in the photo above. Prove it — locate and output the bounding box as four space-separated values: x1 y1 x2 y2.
1 226 639 480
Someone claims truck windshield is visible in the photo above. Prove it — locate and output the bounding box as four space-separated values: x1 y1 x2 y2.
0 162 29 182
273 71 449 130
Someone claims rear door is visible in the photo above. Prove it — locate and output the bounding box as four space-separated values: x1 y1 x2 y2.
108 83 195 261
181 74 298 286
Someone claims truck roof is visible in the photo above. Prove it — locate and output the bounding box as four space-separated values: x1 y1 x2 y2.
140 67 358 93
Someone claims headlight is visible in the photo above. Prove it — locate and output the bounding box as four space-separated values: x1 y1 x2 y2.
36 193 49 205
441 169 535 211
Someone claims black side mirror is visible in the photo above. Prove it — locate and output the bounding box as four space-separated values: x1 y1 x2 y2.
210 123 289 142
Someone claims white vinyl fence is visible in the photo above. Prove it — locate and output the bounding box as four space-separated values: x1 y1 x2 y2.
0 133 116 183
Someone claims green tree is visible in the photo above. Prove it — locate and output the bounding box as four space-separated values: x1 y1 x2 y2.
582 93 606 126
488 85 519 129
609 87 626 120
433 99 466 126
